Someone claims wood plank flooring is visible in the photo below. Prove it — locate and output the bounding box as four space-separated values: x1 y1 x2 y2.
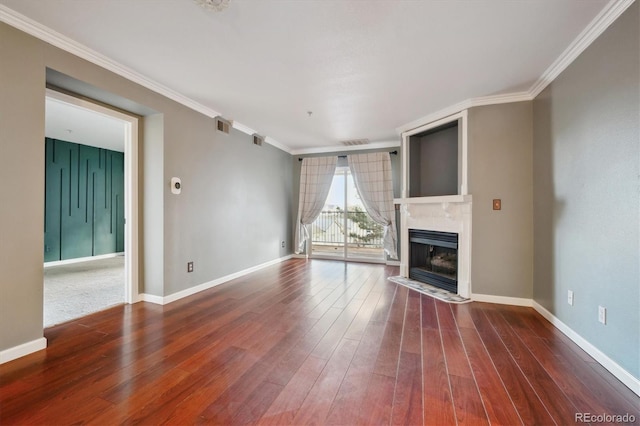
1 259 638 425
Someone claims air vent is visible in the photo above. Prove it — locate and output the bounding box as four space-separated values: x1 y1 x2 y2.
215 117 231 134
252 134 264 146
341 139 370 146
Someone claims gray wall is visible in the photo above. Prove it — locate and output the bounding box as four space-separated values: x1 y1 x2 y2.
0 21 293 353
409 125 458 197
532 2 639 378
468 102 534 298
163 113 292 295
0 24 46 350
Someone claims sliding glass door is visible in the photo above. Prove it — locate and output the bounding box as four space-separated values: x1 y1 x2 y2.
310 167 385 262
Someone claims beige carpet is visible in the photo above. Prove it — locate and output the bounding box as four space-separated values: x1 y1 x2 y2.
44 255 125 327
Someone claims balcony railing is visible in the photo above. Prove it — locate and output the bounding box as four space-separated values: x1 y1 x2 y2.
311 210 384 248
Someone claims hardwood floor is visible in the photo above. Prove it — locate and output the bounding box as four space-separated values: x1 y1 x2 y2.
1 259 638 425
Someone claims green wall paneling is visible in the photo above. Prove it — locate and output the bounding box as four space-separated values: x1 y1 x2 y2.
44 138 124 261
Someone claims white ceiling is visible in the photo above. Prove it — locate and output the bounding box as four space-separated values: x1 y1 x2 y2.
1 0 617 153
45 98 126 152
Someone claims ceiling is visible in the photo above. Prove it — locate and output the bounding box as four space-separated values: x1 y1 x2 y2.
1 0 617 153
46 98 126 152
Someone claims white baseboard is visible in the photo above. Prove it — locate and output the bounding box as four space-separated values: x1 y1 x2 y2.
386 260 401 266
138 293 164 305
532 301 640 397
0 337 47 364
291 254 308 259
471 293 533 307
140 255 293 306
470 294 639 395
44 252 124 268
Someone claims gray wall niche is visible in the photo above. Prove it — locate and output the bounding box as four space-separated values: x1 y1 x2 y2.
409 122 459 197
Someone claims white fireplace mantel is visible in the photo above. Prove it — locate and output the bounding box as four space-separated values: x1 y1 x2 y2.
394 194 472 205
396 196 472 298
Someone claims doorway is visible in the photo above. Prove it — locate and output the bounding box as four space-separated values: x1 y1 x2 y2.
310 166 385 262
43 89 139 326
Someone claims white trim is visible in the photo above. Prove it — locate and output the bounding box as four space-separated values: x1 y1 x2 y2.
123 118 139 305
466 294 640 395
264 136 293 154
291 140 401 156
532 301 640 397
396 93 529 135
394 195 472 205
471 293 533 307
138 293 164 305
232 121 291 153
400 110 469 197
44 252 123 268
45 88 139 305
291 254 308 259
528 0 636 98
0 4 288 153
1 0 633 156
385 260 400 266
0 337 47 364
140 255 293 305
394 0 634 137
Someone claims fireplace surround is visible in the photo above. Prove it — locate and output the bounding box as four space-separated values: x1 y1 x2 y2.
396 196 472 298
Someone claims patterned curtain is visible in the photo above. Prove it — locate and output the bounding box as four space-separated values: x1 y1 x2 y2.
295 157 337 254
348 152 398 259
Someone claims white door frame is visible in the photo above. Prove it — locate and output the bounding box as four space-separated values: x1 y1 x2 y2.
45 89 139 304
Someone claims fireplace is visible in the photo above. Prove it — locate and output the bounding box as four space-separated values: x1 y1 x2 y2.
409 229 458 293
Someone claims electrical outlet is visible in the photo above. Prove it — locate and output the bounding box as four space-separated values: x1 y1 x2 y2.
187 261 194 273
567 290 574 306
598 306 606 324
281 240 285 248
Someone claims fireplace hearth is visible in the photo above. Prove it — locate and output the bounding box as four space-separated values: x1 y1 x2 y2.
409 229 458 293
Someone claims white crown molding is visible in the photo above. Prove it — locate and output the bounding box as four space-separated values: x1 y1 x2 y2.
0 6 220 118
528 0 636 98
231 121 292 153
291 140 401 156
396 0 634 135
2 0 634 155
0 4 291 153
396 91 531 135
264 136 292 153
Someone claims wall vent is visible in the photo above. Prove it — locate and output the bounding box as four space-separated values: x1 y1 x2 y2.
216 117 231 134
252 134 264 146
341 138 370 146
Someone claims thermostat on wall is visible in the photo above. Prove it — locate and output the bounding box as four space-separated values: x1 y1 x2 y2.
171 177 182 195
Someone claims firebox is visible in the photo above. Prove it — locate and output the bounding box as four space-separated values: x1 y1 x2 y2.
409 229 458 293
